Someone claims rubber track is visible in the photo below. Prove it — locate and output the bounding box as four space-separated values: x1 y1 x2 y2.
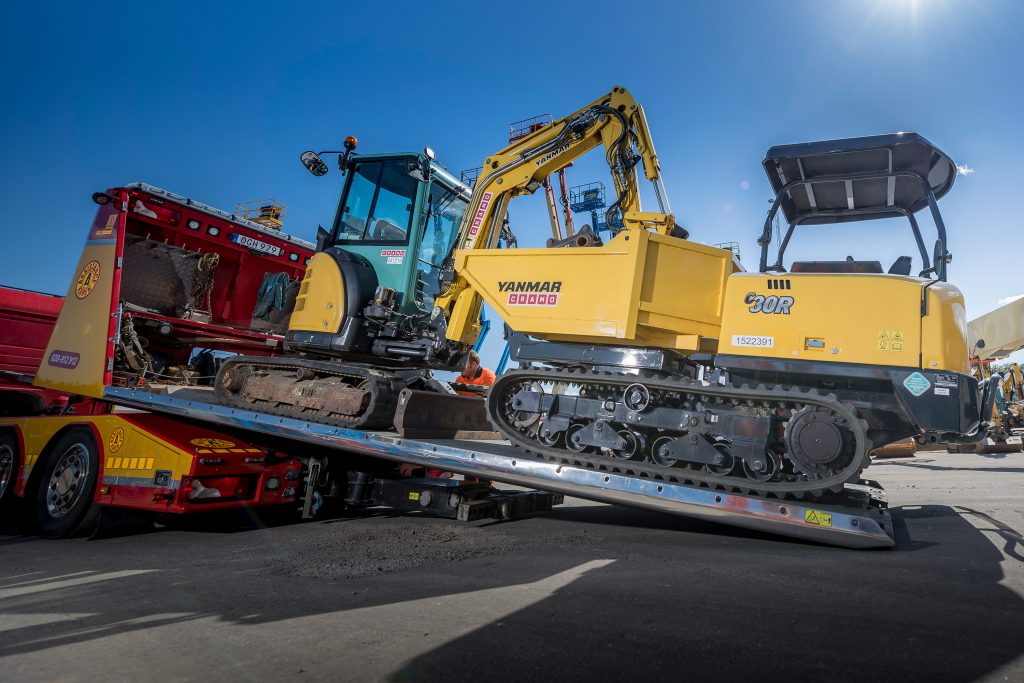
214 356 400 430
487 367 874 500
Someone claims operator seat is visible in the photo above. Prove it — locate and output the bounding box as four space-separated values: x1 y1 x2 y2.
372 219 407 241
790 256 883 274
887 256 913 275
341 216 365 239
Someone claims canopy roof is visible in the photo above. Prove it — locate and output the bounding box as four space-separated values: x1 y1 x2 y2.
763 133 956 226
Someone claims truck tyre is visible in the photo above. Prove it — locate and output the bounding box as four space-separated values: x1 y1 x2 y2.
0 433 19 526
32 428 101 538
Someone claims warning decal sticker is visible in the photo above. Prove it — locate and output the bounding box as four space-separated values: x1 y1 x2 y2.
877 330 905 352
903 372 931 397
804 509 833 527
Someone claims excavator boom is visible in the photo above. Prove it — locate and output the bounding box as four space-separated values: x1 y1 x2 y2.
451 87 674 255
436 86 724 348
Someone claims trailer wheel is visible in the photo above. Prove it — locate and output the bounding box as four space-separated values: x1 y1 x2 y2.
0 433 19 523
32 429 101 538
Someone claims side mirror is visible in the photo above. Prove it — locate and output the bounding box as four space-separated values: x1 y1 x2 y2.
316 225 330 251
301 151 329 177
406 157 429 182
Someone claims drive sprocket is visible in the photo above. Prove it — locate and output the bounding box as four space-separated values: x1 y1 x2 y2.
783 406 857 479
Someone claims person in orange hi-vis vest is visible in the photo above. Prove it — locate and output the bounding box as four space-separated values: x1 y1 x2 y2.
455 350 496 395
399 350 497 480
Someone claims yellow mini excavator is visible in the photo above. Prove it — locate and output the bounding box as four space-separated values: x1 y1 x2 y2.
217 86 999 499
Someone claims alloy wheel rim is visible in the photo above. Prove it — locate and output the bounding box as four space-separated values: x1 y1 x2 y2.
46 443 90 518
0 445 13 499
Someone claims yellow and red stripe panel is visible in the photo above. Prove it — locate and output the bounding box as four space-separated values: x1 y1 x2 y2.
34 192 127 398
2 411 299 514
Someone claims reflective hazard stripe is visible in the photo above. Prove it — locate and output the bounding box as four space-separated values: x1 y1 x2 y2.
105 457 156 471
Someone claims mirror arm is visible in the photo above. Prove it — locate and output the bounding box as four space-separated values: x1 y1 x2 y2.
315 225 330 252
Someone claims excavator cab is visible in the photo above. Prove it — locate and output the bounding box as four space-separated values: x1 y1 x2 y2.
214 145 491 433
288 147 472 367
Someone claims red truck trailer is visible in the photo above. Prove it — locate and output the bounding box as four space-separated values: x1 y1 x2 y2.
0 183 315 536
0 286 68 415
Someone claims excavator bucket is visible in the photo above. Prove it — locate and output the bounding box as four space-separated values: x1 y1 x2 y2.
392 388 499 439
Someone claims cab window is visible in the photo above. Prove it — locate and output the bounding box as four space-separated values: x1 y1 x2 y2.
333 159 419 245
416 182 469 309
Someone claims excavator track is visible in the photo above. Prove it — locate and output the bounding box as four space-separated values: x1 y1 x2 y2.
487 367 875 500
214 356 400 430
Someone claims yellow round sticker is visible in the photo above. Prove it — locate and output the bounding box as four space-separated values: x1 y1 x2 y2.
190 438 236 449
75 260 101 299
108 427 125 453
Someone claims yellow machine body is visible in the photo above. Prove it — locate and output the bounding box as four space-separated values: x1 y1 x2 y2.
455 230 738 350
289 252 345 334
717 273 970 374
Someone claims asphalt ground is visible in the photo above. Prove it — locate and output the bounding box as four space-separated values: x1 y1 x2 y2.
1 450 1022 682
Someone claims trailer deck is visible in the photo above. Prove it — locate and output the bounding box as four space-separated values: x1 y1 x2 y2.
104 386 895 548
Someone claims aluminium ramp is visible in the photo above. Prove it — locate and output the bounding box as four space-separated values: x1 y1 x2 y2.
104 386 894 549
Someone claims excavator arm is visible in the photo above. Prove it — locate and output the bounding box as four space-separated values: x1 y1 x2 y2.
435 86 681 344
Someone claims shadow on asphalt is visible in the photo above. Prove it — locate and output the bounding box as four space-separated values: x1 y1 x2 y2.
390 504 1024 681
956 506 1024 562
1 500 1022 681
531 502 824 547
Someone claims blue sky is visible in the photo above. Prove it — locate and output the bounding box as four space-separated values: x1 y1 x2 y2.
2 0 1023 370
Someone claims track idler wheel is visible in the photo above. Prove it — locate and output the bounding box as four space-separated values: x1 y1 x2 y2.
537 421 562 447
216 362 249 394
650 435 677 467
623 383 652 412
611 430 646 461
742 449 781 482
565 424 590 453
708 442 735 475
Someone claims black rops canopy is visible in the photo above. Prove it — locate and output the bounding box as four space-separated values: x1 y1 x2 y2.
763 132 956 226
